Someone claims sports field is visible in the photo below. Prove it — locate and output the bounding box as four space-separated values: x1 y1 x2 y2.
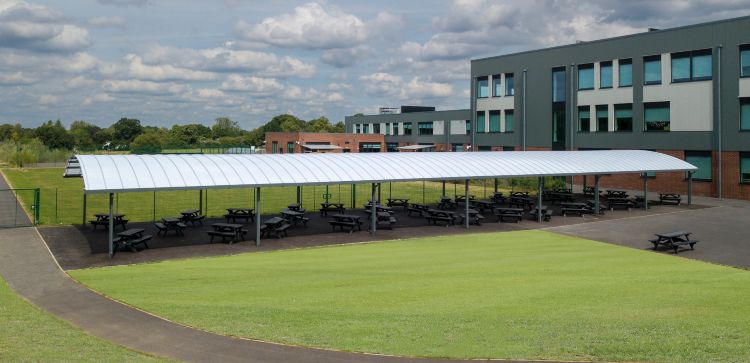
71 230 750 362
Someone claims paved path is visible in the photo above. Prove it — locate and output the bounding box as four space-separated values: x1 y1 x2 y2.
0 171 31 227
0 227 555 363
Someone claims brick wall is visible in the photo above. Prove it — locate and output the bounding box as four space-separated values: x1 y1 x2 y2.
265 132 385 153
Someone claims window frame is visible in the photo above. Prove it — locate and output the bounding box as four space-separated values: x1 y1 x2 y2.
577 106 590 133
287 142 294 154
504 110 514 133
505 73 515 96
741 44 750 78
618 58 633 87
741 98 750 131
476 112 486 133
577 63 595 90
599 61 613 89
671 49 713 83
373 123 380 134
465 120 471 135
386 142 399 152
684 150 712 181
477 76 489 98
417 121 434 135
488 110 501 133
614 103 633 132
492 74 502 97
271 141 278 154
596 104 609 132
403 122 412 135
643 54 662 85
643 102 671 132
740 152 750 184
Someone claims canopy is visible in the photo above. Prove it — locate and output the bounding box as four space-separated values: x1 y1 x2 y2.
397 144 435 150
301 144 341 150
76 150 696 194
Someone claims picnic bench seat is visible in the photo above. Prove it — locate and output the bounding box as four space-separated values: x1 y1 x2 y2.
320 204 346 216
207 230 236 243
407 203 429 216
113 234 152 254
561 207 589 217
659 193 682 205
386 198 410 209
608 198 635 210
329 220 358 233
529 210 552 222
186 214 206 226
90 218 128 230
377 216 398 229
494 208 523 223
224 213 254 223
272 223 291 238
426 215 453 226
649 231 699 253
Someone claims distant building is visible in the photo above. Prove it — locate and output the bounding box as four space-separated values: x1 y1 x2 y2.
264 132 385 153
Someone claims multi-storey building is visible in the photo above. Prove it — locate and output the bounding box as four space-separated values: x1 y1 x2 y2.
264 132 385 153
345 16 750 199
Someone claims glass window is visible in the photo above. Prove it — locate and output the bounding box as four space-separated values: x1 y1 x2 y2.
644 102 670 131
578 106 590 132
505 73 514 96
393 123 400 135
373 123 380 134
403 122 412 135
287 142 294 154
476 112 485 133
505 110 514 132
741 98 750 131
385 123 391 135
671 49 712 82
492 75 502 97
477 146 492 151
600 61 613 88
271 141 278 154
503 146 515 151
355 124 360 134
741 153 750 183
685 151 712 181
578 64 594 90
614 104 633 132
553 108 566 142
465 120 471 135
477 76 488 98
418 121 433 135
386 142 399 152
618 59 632 87
552 67 566 103
359 142 381 152
363 124 369 134
489 110 501 132
644 55 661 85
742 45 750 77
452 144 464 152
596 105 608 132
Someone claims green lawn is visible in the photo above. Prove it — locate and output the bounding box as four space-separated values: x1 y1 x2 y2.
2 167 528 225
71 230 750 362
0 276 168 362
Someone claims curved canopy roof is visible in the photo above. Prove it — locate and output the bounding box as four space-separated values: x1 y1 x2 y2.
76 150 696 193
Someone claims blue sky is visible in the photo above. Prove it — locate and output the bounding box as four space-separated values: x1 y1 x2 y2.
1 0 749 129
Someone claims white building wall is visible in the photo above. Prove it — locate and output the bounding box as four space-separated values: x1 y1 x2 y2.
740 78 750 98
450 120 465 135
433 120 445 135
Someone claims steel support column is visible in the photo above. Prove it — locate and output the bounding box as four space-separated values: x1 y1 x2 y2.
82 193 87 225
255 187 261 247
108 193 114 259
643 175 649 210
296 186 301 205
537 177 543 222
371 183 377 233
687 172 693 205
464 179 470 229
594 175 600 215
442 180 446 197
199 190 203 215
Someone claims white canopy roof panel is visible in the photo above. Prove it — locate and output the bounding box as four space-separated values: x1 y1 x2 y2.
76 150 696 193
397 144 435 150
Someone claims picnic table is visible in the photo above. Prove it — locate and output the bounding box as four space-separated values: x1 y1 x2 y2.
155 217 186 236
659 193 682 205
560 202 591 217
224 208 255 223
386 198 410 209
374 211 397 229
470 200 496 212
529 205 551 221
329 214 362 233
455 195 476 204
179 209 205 225
508 196 534 210
320 203 346 216
287 203 306 212
262 217 291 238
407 203 430 216
583 186 602 196
90 213 128 231
606 190 629 198
649 231 699 253
281 209 309 226
457 208 485 225
207 223 246 244
607 197 635 210
436 197 456 210
426 209 455 226
494 207 523 223
112 228 151 256
545 191 575 204
490 192 506 204
509 191 529 197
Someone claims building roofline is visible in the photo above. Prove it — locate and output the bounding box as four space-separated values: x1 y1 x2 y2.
346 108 470 118
471 14 750 64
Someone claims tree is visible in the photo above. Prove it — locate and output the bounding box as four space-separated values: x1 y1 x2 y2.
70 120 101 150
332 121 345 133
304 116 333 132
211 117 241 138
112 118 143 147
35 120 74 149
93 127 114 149
130 131 163 154
0 124 13 141
167 124 212 147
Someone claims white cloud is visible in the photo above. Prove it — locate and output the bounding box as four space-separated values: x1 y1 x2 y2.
0 1 91 52
326 92 343 102
102 79 187 94
97 0 149 7
0 71 35 85
126 54 216 81
321 46 368 68
66 76 96 88
360 72 454 99
83 93 114 105
38 94 59 104
220 75 283 96
235 2 367 50
87 15 126 29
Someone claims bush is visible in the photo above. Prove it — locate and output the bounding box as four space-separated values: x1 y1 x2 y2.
130 133 163 154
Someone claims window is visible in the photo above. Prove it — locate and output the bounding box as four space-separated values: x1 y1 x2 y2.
505 73 514 96
742 98 750 130
393 123 400 135
363 124 369 134
685 151 712 181
355 124 361 134
477 76 488 98
578 64 594 90
671 49 712 82
489 110 501 132
614 104 633 132
492 75 502 96
452 144 464 152
644 102 670 131
359 142 381 153
476 112 485 133
385 123 391 135
465 120 471 135
644 55 661 85
386 142 399 152
618 59 632 87
271 141 278 154
552 67 566 103
742 45 750 77
287 142 294 154
503 146 515 151
578 106 590 132
505 110 514 132
373 123 380 134
596 105 608 132
741 153 750 183
403 123 412 135
418 121 433 135
600 61 613 88
477 146 492 151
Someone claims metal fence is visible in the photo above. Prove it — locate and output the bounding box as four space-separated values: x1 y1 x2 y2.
0 188 39 227
28 177 566 225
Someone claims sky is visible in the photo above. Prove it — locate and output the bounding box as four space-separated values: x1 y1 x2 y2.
1 0 749 130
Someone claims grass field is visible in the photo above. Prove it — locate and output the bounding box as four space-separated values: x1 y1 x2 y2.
0 276 168 362
2 167 538 225
71 230 750 362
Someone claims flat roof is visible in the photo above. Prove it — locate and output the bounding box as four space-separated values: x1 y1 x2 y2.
397 144 435 150
301 144 342 150
76 150 696 194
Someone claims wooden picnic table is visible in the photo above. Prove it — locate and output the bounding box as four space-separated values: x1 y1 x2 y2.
470 200 496 212
208 223 245 244
262 217 291 238
455 195 476 203
659 193 682 205
280 209 309 225
287 203 306 212
407 203 430 216
529 205 551 221
649 231 699 253
494 207 523 223
386 198 410 209
113 228 151 255
224 208 255 223
91 213 128 231
329 214 362 233
606 190 628 198
508 196 534 210
491 192 506 204
457 208 485 225
436 197 456 210
160 217 186 236
320 203 346 216
509 191 529 197
179 209 206 225
426 209 455 226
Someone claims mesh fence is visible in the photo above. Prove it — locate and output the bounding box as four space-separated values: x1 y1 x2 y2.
0 189 35 227
28 177 568 225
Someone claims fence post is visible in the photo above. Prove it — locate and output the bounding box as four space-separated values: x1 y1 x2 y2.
34 188 40 225
82 193 87 225
55 188 58 224
153 191 156 221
